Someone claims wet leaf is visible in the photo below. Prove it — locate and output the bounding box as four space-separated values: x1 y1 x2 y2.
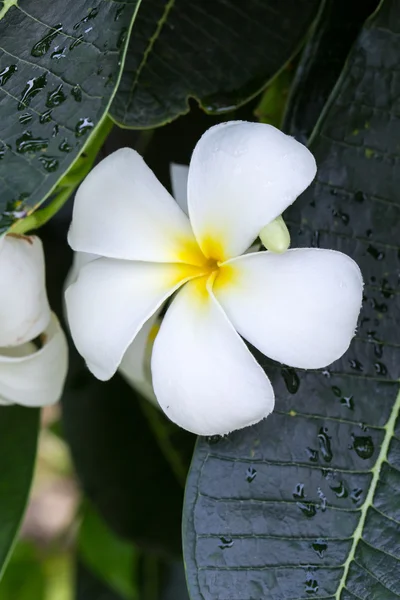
183 1 400 597
111 0 320 128
0 407 39 579
0 0 140 232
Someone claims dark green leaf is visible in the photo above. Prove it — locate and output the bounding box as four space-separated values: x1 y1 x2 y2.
0 406 39 578
0 541 45 600
110 0 320 128
0 0 140 232
283 0 379 143
183 1 400 597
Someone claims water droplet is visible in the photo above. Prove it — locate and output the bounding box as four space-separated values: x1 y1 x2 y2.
70 35 84 50
71 84 82 102
351 434 374 459
51 46 66 60
104 73 114 87
354 191 366 203
312 540 327 558
117 27 127 49
374 362 387 375
31 24 63 57
306 448 319 463
246 467 257 483
281 367 300 394
75 117 94 137
349 358 363 372
206 435 222 445
331 386 341 397
38 155 59 172
350 487 363 504
19 113 33 125
341 396 354 410
0 142 7 160
297 502 316 518
18 74 47 110
317 487 327 511
332 209 349 225
293 483 305 499
305 575 319 594
219 537 233 550
318 427 333 462
59 138 72 152
73 7 99 30
46 83 66 108
330 480 348 498
115 5 125 20
322 369 331 378
0 64 17 86
39 109 52 124
16 131 48 154
367 245 385 261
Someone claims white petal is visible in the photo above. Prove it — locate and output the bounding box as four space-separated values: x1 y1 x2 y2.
0 314 68 406
68 148 205 266
64 251 98 291
187 122 316 260
151 277 275 436
214 249 363 369
65 258 203 381
0 234 50 346
170 163 189 214
119 310 160 407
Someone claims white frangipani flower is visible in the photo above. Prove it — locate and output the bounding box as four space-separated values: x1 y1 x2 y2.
0 233 69 407
65 121 363 436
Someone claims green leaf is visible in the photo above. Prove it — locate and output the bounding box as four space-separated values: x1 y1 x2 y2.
0 541 45 600
183 1 400 597
0 406 39 579
110 0 321 128
0 0 141 232
78 501 137 599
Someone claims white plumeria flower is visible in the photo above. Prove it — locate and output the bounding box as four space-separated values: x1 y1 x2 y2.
0 233 68 406
65 121 363 436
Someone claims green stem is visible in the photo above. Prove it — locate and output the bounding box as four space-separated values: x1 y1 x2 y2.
11 185 76 234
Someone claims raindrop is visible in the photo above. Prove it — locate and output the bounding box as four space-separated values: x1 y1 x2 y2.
51 46 66 60
349 358 363 372
70 35 84 50
206 435 222 445
317 487 327 511
18 73 47 110
354 191 366 203
59 138 72 152
311 540 327 558
246 467 257 483
330 480 348 498
39 109 52 124
351 434 374 459
281 367 300 394
374 362 387 375
305 575 319 594
19 113 33 125
297 502 316 518
318 427 333 462
331 386 341 397
218 537 233 550
46 83 66 108
293 483 305 499
0 64 17 86
350 488 363 504
341 396 354 410
322 369 331 378
73 7 99 30
359 422 368 432
16 131 48 154
38 155 59 172
0 142 7 160
117 27 127 49
367 245 385 261
31 24 62 57
115 5 125 20
75 117 94 137
306 448 319 463
71 84 82 102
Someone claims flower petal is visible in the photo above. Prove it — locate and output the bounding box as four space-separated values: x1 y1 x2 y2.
65 258 203 381
119 310 160 407
0 234 50 346
0 314 68 406
68 148 204 266
187 122 316 260
151 277 275 436
170 163 189 214
214 249 363 369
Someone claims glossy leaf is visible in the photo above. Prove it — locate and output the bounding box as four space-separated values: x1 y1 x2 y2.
110 0 320 128
0 406 39 579
0 0 141 232
183 1 400 597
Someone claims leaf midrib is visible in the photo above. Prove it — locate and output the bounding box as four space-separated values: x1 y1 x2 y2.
335 387 400 598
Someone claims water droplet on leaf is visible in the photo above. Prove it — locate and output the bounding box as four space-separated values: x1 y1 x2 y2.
19 113 33 125
297 502 316 518
46 83 66 108
281 367 300 394
306 448 319 463
71 84 82 102
16 131 48 153
219 537 233 549
18 74 47 110
351 434 374 459
70 35 84 50
39 109 52 124
0 64 17 86
38 155 59 172
31 24 62 57
75 117 94 137
318 427 333 462
293 483 305 499
312 540 327 558
246 467 257 483
59 138 72 152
